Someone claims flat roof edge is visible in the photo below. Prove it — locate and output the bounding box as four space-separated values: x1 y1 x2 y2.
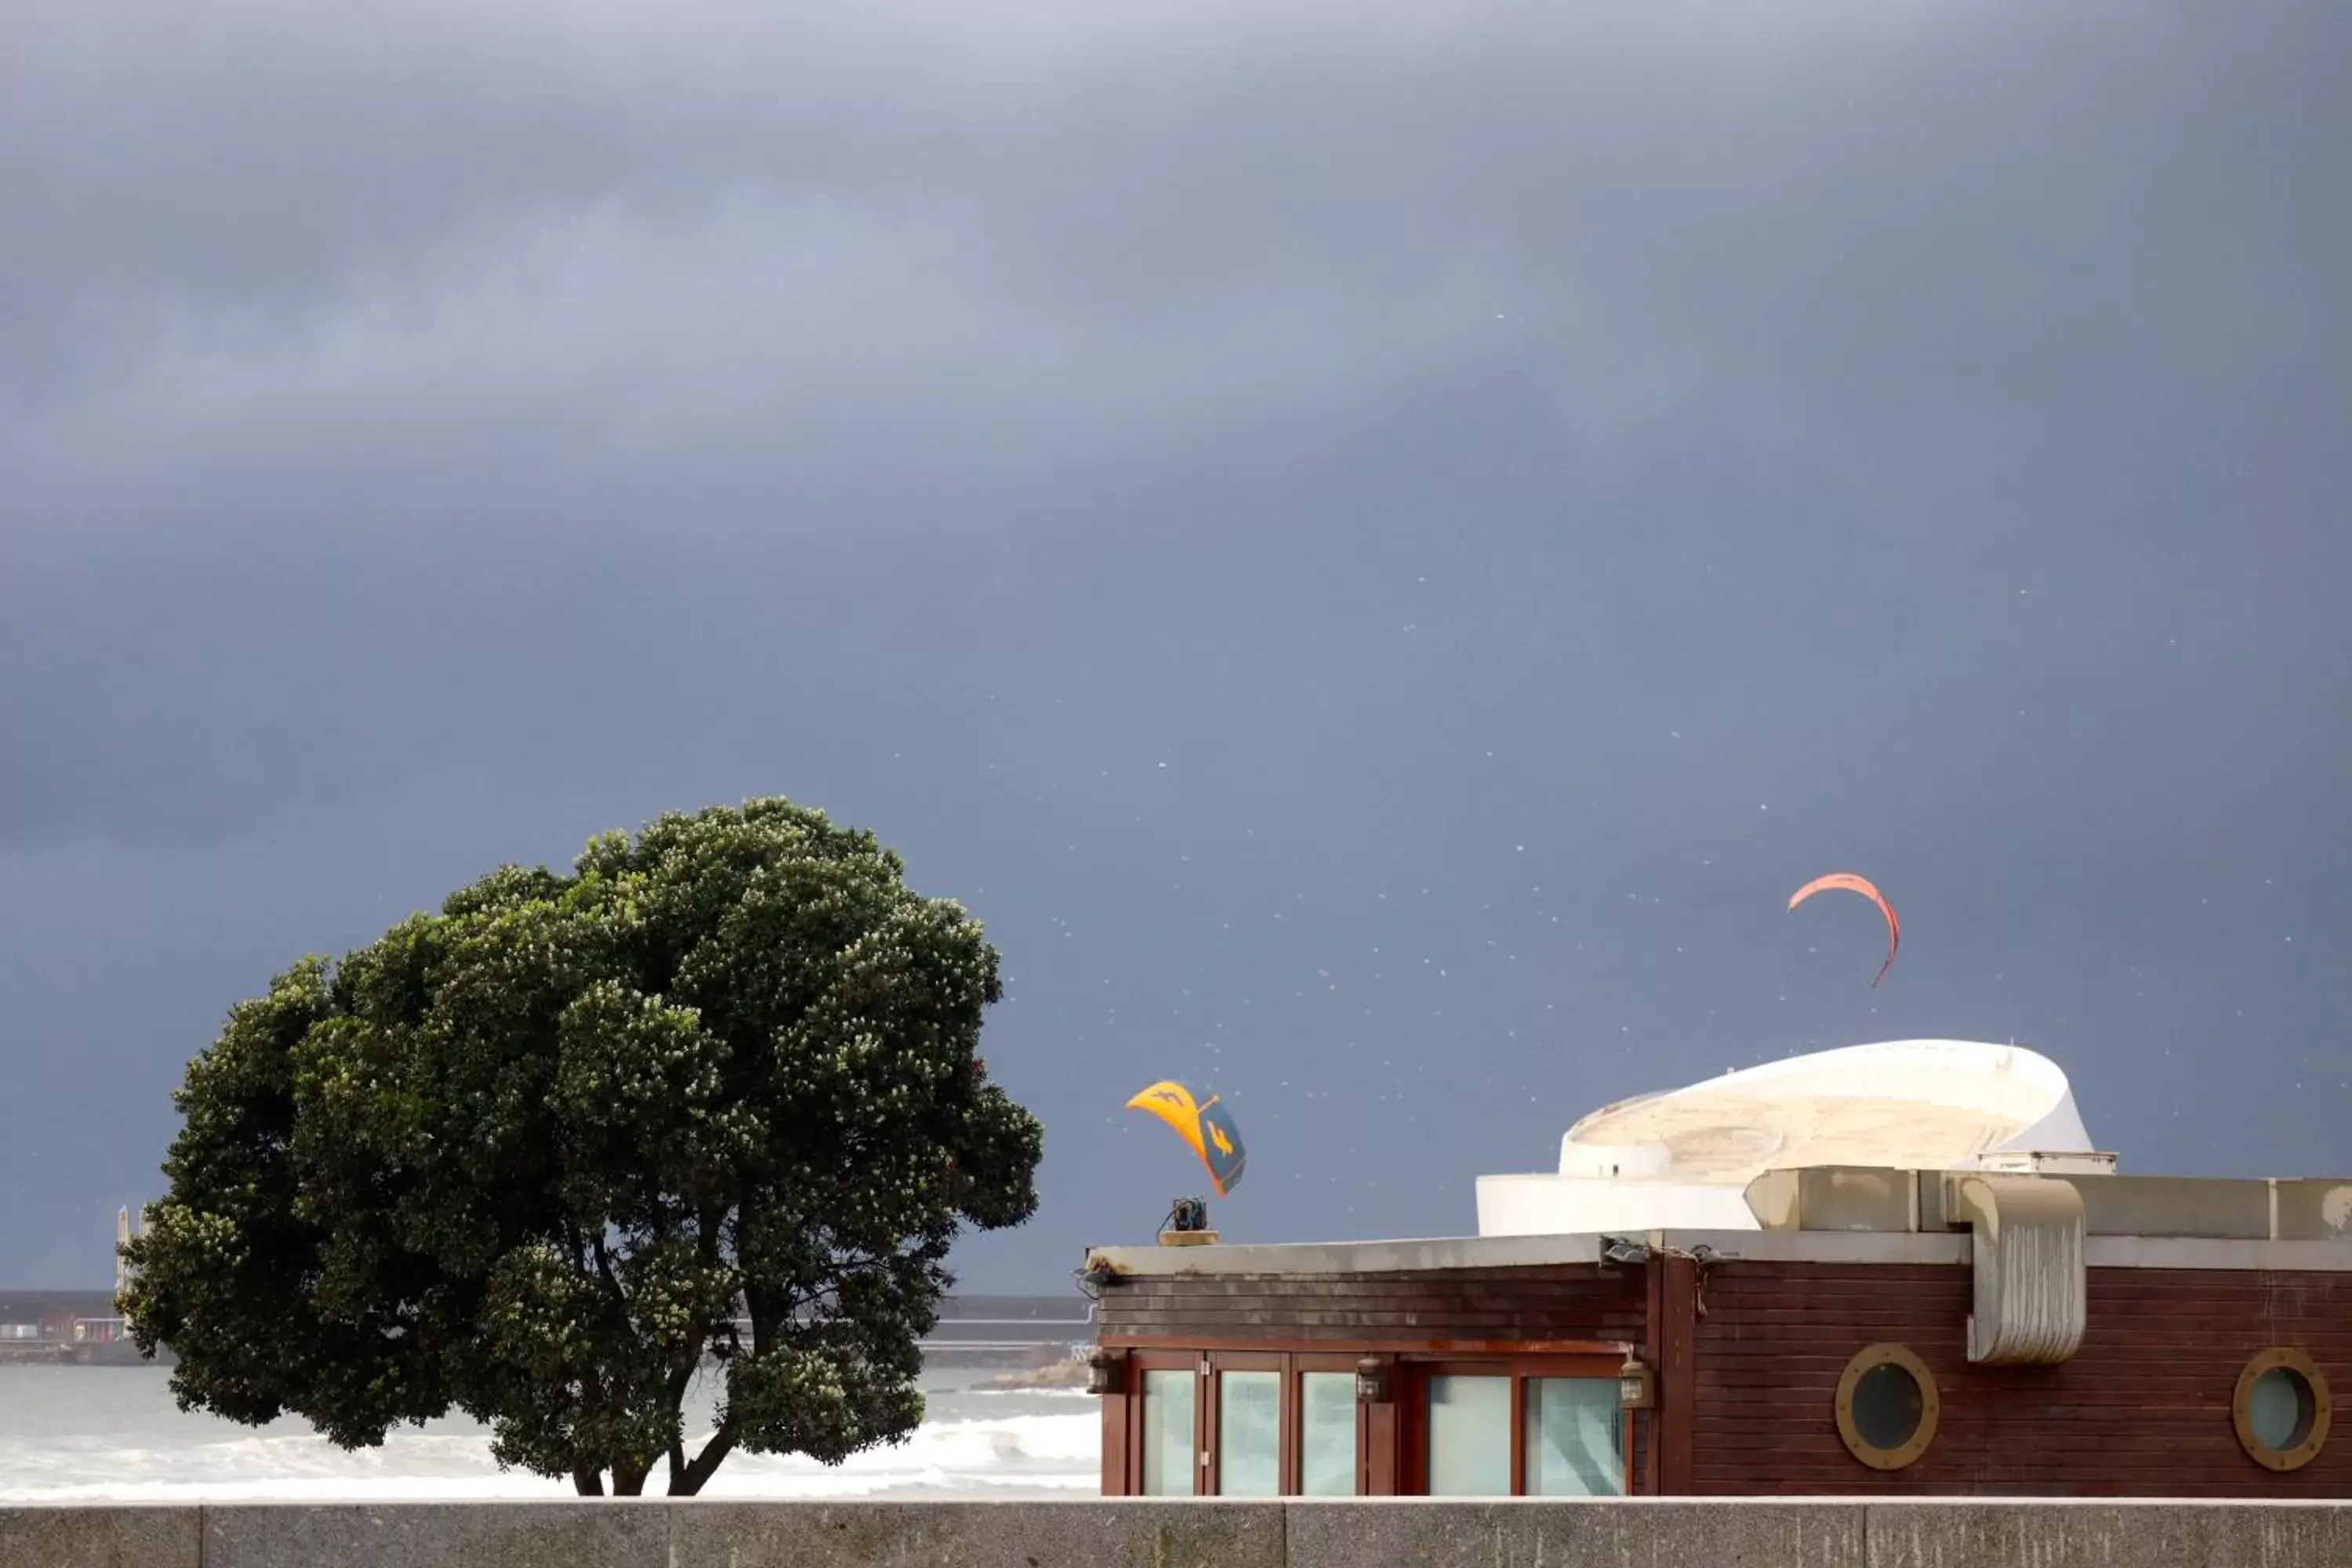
1087 1232 1605 1277
1085 1229 2352 1277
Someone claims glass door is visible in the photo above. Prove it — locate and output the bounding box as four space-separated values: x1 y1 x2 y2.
1523 1375 1624 1496
1296 1366 1360 1495
1208 1354 1283 1496
1122 1349 1369 1496
1405 1357 1629 1497
1131 1353 1201 1496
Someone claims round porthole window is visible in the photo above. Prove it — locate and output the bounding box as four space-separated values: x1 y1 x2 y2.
1835 1343 1939 1471
2234 1348 2331 1472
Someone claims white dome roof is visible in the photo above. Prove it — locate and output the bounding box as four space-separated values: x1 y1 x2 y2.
1476 1040 2097 1238
1560 1040 2092 1186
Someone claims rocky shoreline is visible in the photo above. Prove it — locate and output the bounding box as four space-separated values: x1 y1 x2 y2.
974 1359 1091 1391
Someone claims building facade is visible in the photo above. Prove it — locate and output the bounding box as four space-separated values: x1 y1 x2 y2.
1083 1045 2347 1498
1085 1172 2349 1497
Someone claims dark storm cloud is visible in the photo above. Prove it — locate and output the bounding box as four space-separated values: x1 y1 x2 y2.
15 2 2343 535
4 0 2349 1285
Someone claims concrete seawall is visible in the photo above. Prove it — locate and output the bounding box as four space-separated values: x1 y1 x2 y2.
3 1500 2350 1568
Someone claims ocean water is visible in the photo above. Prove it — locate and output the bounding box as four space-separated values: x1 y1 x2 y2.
0 1364 1099 1501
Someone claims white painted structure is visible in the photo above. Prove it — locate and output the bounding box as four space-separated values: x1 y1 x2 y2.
1475 1040 2106 1238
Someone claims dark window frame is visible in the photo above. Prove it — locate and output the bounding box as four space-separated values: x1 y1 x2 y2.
1399 1353 1633 1497
1122 1348 1377 1496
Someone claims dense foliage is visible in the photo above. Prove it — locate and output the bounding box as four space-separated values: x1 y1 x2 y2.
121 799 1043 1495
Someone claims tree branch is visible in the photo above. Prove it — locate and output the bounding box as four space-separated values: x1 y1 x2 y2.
561 1218 590 1274
661 1345 700 1494
672 1417 739 1497
589 1229 637 1346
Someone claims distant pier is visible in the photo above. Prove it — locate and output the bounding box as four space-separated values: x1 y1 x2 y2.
0 1291 1087 1370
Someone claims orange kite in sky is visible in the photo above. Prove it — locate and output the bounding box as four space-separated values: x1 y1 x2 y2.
1789 873 1900 987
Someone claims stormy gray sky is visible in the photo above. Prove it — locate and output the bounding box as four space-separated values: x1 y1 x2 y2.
5 1 2349 1290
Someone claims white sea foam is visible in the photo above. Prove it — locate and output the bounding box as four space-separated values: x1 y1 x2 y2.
0 1368 1101 1502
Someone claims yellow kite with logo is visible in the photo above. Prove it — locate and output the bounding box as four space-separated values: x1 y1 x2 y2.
1126 1079 1247 1196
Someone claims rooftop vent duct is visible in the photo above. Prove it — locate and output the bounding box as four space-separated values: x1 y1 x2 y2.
1945 1173 2086 1365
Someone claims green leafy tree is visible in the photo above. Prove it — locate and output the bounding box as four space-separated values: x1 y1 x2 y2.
120 799 1043 1495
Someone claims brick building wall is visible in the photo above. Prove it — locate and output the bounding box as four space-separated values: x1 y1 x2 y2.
1690 1261 2352 1496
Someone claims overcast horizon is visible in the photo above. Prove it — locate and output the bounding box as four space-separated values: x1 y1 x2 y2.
5 1 2350 1290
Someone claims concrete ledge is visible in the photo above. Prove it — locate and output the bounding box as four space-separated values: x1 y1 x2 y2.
0 1506 196 1568
204 1503 670 1568
1864 1500 2352 1568
673 1501 1286 1568
1288 1498 1868 1568
5 1500 2351 1568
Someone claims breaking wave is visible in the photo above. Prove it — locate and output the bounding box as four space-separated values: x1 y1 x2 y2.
0 1368 1098 1502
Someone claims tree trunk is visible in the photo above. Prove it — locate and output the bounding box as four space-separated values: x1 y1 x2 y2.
668 1424 739 1497
572 1468 605 1497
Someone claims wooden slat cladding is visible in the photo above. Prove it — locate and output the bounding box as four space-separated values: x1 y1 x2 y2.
1097 1265 1646 1344
1690 1261 2352 1496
